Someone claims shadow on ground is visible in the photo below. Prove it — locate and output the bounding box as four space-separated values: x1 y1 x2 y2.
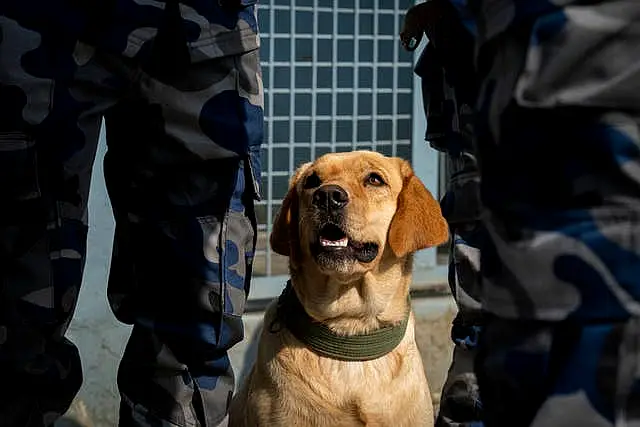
237 319 263 385
54 418 85 427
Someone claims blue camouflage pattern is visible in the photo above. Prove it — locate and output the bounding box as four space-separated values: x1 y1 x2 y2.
408 3 485 425
0 0 262 426
446 0 640 425
436 155 485 427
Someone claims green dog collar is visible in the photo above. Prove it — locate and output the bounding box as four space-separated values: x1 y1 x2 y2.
270 281 410 362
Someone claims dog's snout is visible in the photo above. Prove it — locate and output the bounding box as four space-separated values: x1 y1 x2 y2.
312 185 349 211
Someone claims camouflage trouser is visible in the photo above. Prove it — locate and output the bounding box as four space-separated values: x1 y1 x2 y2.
415 29 484 424
463 0 640 425
0 1 262 426
435 153 484 427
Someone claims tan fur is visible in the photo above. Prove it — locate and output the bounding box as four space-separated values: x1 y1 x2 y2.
230 151 449 427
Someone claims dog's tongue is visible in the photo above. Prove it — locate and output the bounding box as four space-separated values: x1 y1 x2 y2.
320 237 349 247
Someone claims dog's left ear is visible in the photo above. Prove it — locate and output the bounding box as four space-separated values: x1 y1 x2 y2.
270 162 312 257
388 159 449 258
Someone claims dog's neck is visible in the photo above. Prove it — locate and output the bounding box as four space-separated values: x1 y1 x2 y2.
289 253 413 336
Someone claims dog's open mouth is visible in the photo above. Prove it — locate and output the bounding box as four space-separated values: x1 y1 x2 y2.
314 224 379 263
319 224 349 248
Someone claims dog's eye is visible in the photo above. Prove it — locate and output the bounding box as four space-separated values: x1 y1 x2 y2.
303 172 322 189
365 173 386 187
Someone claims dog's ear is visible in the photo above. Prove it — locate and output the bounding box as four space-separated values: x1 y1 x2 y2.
270 162 312 257
388 159 449 258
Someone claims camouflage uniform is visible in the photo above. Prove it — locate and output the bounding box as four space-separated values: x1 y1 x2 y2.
447 0 640 425
0 1 262 426
413 4 485 425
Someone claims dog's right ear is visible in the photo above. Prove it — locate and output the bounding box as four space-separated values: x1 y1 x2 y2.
270 162 312 257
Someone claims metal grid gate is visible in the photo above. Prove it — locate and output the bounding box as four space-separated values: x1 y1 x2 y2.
251 0 447 299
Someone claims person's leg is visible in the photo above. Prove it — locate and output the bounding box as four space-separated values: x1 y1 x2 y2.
0 14 119 427
436 153 485 427
436 237 483 427
476 316 636 427
468 1 640 425
102 5 263 425
437 345 482 427
408 5 484 419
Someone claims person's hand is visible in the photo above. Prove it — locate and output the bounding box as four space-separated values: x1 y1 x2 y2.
400 0 447 51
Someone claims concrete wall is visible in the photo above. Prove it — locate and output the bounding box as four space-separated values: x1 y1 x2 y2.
56 139 456 426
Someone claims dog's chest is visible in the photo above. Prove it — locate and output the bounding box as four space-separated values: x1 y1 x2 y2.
249 311 433 426
271 349 418 418
271 369 427 427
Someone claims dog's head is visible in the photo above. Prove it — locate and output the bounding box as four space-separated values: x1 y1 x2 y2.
270 151 448 281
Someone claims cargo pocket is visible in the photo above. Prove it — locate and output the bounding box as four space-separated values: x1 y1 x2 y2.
450 221 486 310
222 211 254 312
218 160 258 349
218 212 255 348
441 152 481 225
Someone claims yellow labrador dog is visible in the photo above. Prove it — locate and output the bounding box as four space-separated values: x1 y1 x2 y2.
229 151 448 427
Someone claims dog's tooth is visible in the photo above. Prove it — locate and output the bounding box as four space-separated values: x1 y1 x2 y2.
320 237 348 247
320 238 333 247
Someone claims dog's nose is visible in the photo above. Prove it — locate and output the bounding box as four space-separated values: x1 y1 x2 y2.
312 185 349 211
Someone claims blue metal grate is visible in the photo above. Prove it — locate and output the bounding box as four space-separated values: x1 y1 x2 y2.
251 0 448 298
